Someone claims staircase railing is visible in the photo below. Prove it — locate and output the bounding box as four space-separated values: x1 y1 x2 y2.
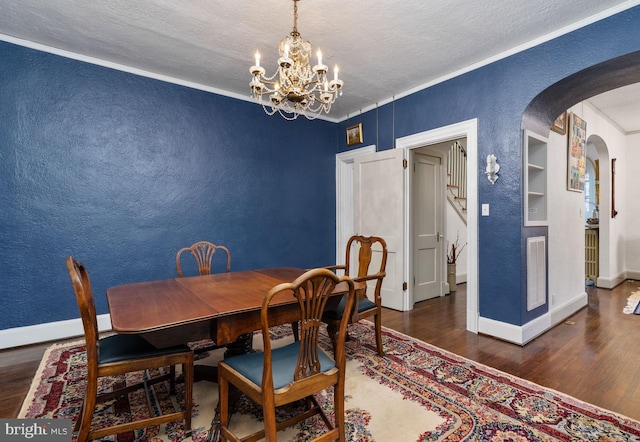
447 141 467 223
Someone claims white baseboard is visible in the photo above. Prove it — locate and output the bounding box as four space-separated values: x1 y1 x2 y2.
0 314 112 350
550 292 588 326
0 289 591 350
597 271 626 289
478 291 588 345
478 314 552 346
621 270 640 283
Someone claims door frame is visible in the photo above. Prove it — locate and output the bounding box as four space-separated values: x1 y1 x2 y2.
397 119 478 333
335 119 478 334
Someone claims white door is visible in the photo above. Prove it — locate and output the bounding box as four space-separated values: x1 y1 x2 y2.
335 146 376 264
412 151 443 302
354 148 405 310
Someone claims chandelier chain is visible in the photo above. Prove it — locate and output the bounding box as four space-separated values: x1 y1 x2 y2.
292 0 299 36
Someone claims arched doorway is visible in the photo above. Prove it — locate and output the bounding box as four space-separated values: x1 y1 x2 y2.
521 50 640 308
523 51 640 136
585 135 611 287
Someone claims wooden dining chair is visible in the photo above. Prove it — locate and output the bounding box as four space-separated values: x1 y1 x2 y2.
66 256 193 442
176 241 245 355
322 235 388 356
175 240 231 277
217 268 356 442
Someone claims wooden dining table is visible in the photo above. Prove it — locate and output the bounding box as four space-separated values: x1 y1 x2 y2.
107 267 361 441
106 267 359 352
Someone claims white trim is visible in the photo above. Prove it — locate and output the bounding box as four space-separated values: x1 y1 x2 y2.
335 145 377 264
3 1 638 125
624 270 640 281
396 119 479 333
332 1 640 122
0 34 250 102
597 271 627 289
0 33 344 123
478 314 551 346
478 292 588 346
456 272 468 285
0 314 111 349
549 292 588 326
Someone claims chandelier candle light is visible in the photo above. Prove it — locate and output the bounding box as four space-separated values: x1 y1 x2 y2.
249 0 343 120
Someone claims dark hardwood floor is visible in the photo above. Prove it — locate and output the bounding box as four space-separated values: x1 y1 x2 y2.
2 281 640 422
382 282 640 421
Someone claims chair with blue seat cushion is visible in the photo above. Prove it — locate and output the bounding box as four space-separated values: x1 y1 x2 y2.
322 235 387 357
217 268 356 442
66 256 193 442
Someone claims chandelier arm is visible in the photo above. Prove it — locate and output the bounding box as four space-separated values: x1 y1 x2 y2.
255 79 280 88
301 79 322 88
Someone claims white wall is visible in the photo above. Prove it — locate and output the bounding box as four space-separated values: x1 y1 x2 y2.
547 101 627 321
580 102 627 286
624 132 640 277
547 127 585 313
446 203 467 284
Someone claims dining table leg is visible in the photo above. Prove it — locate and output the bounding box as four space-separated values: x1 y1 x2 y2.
194 332 254 382
224 332 254 357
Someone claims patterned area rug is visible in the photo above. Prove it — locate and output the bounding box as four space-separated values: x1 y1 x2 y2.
20 322 640 441
623 290 640 314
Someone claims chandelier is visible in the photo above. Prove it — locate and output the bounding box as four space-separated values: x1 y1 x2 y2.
249 0 343 120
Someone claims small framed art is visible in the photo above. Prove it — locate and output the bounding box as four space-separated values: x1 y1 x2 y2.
567 113 587 192
551 111 567 135
346 123 363 146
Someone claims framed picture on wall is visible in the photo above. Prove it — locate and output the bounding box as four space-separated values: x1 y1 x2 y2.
567 112 587 192
346 123 363 146
551 111 567 135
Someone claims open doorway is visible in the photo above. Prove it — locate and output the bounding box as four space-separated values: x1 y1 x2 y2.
584 134 611 288
410 140 468 302
398 120 478 332
334 119 479 332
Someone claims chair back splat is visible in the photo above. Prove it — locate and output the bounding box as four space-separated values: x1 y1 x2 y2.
176 240 231 277
323 235 388 356
217 268 356 442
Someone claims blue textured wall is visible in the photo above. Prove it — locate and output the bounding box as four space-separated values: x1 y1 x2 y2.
2 6 640 333
338 6 640 326
0 42 337 330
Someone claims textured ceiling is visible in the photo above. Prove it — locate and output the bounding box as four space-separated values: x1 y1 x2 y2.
0 0 639 130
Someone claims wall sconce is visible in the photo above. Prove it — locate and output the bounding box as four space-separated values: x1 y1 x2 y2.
485 154 500 184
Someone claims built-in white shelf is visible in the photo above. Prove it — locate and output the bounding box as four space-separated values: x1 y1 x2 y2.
524 130 548 226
